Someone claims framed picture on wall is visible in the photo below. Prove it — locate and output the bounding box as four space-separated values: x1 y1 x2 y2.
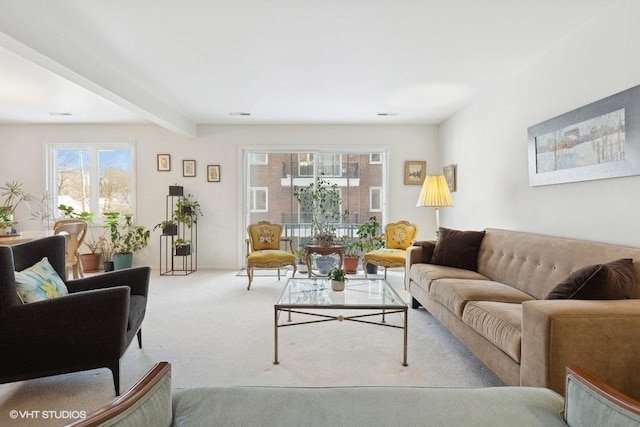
207 165 221 182
404 161 426 185
443 164 457 192
157 154 171 171
183 160 196 177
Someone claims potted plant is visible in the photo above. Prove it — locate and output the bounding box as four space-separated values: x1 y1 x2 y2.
342 240 362 274
169 184 184 196
80 234 104 272
0 211 13 235
154 219 178 236
58 204 94 222
293 247 308 274
328 266 347 291
174 238 191 256
99 236 115 271
0 180 34 219
294 177 349 247
104 212 151 270
356 216 384 274
174 194 203 227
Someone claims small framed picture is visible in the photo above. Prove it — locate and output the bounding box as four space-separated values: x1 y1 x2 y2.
183 160 196 177
404 161 426 185
157 154 171 172
443 164 457 192
207 165 221 182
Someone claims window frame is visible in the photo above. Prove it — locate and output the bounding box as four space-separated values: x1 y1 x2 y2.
249 187 268 212
46 142 137 223
369 186 382 212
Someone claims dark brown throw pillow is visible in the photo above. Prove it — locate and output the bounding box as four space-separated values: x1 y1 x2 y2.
430 227 486 272
546 258 636 300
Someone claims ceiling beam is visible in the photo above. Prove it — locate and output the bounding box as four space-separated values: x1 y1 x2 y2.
0 1 196 137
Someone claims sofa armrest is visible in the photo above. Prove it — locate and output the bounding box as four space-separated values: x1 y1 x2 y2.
66 266 151 297
66 362 173 427
405 242 435 289
564 365 640 426
521 299 640 398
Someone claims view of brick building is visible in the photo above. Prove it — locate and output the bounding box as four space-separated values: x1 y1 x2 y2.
247 152 384 247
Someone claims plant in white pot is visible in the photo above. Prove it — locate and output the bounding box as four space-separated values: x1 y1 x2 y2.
293 247 308 274
328 266 347 291
104 212 150 270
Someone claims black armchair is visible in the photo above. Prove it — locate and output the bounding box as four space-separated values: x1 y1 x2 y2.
0 235 150 396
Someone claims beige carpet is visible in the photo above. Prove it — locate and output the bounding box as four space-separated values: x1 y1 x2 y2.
0 269 502 426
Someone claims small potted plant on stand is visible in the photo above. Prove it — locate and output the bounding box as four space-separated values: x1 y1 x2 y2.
154 219 178 236
328 266 348 291
174 238 191 256
104 212 151 270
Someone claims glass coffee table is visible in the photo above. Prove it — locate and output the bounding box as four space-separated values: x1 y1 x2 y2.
274 277 408 366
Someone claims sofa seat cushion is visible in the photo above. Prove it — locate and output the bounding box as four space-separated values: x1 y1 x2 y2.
429 279 535 317
409 264 489 294
462 301 523 363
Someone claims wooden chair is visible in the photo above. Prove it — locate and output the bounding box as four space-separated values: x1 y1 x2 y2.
363 220 417 283
246 221 296 290
54 219 87 279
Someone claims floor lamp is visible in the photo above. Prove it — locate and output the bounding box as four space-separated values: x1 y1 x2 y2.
416 175 453 238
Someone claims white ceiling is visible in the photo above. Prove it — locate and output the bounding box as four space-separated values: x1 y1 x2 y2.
0 0 621 137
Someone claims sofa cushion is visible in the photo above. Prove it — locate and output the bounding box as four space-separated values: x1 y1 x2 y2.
430 279 535 317
408 264 489 293
431 227 486 272
546 258 636 300
462 301 523 363
14 257 69 304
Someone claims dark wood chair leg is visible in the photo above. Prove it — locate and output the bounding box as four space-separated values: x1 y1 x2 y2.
137 329 142 348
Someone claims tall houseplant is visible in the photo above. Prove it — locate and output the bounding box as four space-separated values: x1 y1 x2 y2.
104 212 150 270
294 177 348 246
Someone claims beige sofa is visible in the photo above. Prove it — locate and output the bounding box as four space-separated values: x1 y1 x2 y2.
406 228 640 398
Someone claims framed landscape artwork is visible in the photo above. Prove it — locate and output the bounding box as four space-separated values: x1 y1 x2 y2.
528 84 640 186
157 154 171 172
404 161 426 185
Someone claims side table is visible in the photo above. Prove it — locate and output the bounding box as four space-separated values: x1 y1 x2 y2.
303 245 346 277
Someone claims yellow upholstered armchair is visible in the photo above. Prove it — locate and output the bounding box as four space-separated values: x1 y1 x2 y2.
245 221 297 290
363 220 417 283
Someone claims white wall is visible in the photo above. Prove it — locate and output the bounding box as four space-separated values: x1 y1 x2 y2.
439 0 640 246
0 124 438 269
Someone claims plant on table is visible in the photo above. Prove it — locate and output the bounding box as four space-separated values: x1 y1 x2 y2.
294 176 349 246
0 180 34 216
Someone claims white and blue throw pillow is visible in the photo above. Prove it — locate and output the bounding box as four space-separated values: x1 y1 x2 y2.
15 257 69 304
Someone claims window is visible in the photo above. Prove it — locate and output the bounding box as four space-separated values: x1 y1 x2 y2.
245 151 386 247
249 187 268 212
370 153 382 164
370 187 382 212
47 143 135 221
249 153 268 165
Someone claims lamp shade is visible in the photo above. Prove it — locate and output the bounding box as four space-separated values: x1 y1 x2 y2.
416 175 453 207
